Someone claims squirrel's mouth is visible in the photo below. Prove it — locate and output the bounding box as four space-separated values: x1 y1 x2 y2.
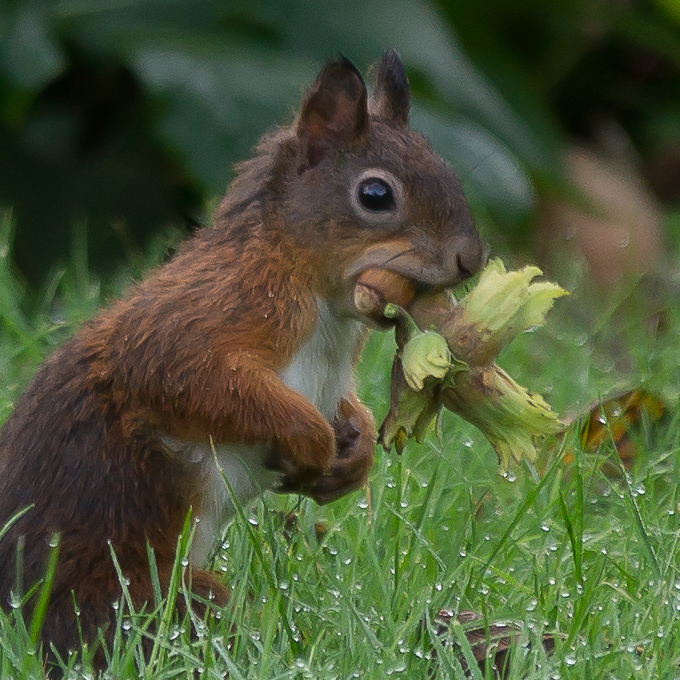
347 244 472 291
345 242 479 326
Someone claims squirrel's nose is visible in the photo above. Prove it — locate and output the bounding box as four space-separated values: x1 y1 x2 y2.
450 232 487 282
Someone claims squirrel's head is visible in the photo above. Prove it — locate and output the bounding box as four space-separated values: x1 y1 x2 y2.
265 51 486 317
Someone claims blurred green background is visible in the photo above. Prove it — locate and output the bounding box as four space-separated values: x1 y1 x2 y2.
1 0 679 288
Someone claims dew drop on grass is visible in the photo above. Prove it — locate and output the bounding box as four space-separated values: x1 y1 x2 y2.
565 654 576 666
459 550 466 558
358 498 369 509
464 438 473 448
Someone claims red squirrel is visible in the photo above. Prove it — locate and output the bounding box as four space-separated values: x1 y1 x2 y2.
0 51 484 658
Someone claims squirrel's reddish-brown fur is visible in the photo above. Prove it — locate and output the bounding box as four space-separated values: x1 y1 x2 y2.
0 51 484 664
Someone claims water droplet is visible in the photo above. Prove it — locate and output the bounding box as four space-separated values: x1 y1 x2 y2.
565 654 577 666
616 232 631 248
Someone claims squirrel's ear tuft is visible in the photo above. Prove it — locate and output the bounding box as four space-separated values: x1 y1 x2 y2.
371 50 410 126
297 57 368 173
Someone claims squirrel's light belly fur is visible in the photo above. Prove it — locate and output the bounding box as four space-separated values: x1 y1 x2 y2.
188 300 362 565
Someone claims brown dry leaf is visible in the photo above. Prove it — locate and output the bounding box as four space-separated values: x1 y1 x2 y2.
574 389 667 470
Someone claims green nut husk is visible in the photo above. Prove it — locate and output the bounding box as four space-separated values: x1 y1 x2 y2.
401 331 453 391
378 305 466 454
441 365 566 471
379 259 568 469
378 355 443 454
451 258 569 364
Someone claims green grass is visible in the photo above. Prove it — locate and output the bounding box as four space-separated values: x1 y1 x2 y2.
2 210 680 678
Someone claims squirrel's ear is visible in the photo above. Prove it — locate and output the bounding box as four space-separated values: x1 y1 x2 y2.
297 56 368 172
371 50 410 126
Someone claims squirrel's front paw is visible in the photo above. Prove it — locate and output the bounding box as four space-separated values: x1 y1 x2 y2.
309 399 376 505
273 418 336 493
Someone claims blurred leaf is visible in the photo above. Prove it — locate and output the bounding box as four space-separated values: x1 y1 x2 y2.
130 46 313 191
413 106 535 219
0 3 66 91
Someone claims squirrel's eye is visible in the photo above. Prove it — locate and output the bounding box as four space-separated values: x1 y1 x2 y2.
357 178 396 212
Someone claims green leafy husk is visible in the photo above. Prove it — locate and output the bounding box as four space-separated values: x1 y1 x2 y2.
378 259 568 469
